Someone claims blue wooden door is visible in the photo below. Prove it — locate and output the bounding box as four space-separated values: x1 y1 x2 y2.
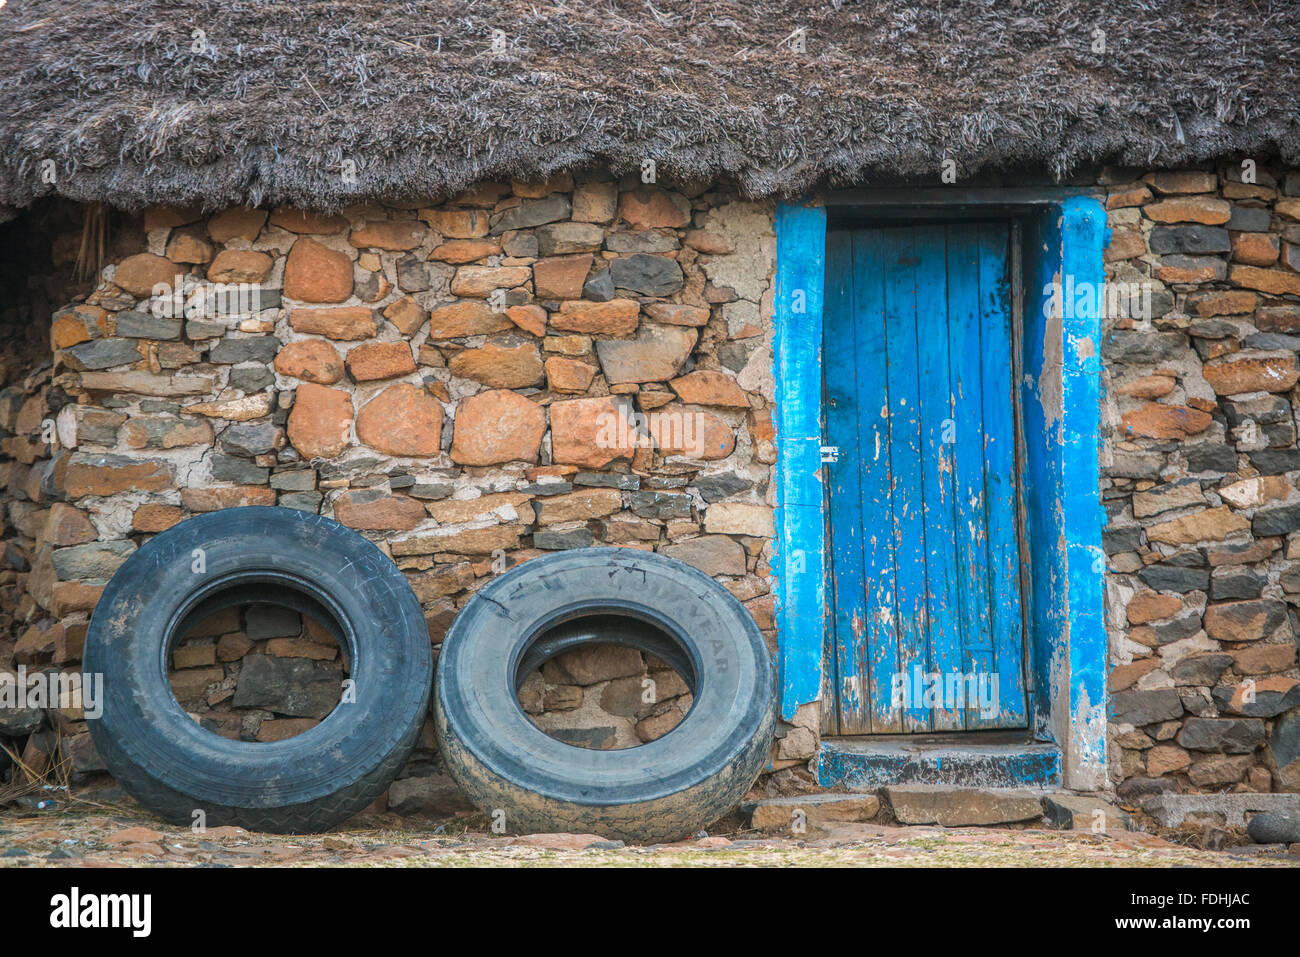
822 223 1027 734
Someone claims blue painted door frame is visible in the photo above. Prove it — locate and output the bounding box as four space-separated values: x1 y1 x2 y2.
772 196 1109 789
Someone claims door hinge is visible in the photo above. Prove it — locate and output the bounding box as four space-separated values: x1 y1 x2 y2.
820 445 840 463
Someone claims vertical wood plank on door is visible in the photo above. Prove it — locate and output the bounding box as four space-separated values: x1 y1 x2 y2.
851 230 902 734
946 224 996 729
913 224 963 730
880 227 931 732
822 230 866 734
977 221 1028 727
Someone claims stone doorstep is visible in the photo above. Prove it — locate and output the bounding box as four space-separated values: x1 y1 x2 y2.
744 788 1130 831
817 738 1063 790
1143 792 1300 829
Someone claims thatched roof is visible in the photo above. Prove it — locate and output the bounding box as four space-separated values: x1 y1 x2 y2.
1 0 1297 214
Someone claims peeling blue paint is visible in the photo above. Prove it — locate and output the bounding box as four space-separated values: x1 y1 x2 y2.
772 201 828 721
818 739 1062 789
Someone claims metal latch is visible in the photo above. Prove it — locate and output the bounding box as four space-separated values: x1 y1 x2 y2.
820 446 840 463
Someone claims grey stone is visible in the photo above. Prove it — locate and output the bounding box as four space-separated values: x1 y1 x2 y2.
1184 443 1238 473
231 655 340 718
407 481 455 500
883 786 1044 826
1102 331 1187 365
693 471 754 503
1106 450 1165 480
660 535 746 576
1138 565 1209 593
582 268 615 302
1147 610 1203 645
1243 332 1300 351
209 454 269 484
278 492 322 512
1169 654 1233 687
536 222 604 256
1252 502 1300 537
209 336 278 364
549 726 617 749
1227 206 1272 232
1149 226 1231 254
115 311 182 340
1211 567 1264 601
718 342 751 373
1178 717 1265 753
520 482 573 496
492 196 572 232
63 338 142 371
629 490 691 519
1146 793 1298 828
604 231 680 254
230 366 274 392
1109 688 1184 726
534 528 594 550
397 254 434 292
244 603 301 640
610 254 684 296
186 319 227 339
76 409 126 445
501 231 538 258
1221 394 1290 427
220 422 278 457
50 540 135 581
1247 810 1300 845
1247 449 1300 476
1103 526 1143 555
574 472 639 490
269 470 316 491
1211 681 1300 718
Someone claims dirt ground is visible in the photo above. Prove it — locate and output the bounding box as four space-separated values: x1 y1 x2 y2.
2 800 1298 867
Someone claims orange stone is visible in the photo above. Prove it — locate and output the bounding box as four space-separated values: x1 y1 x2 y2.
114 253 181 297
64 456 171 497
208 249 273 283
275 340 345 384
669 370 749 407
649 404 735 460
1104 228 1146 261
1203 355 1299 396
533 254 593 299
447 342 543 388
644 303 710 326
550 395 636 469
428 239 501 263
1116 375 1175 399
1229 264 1300 296
181 486 277 511
284 238 353 302
289 307 378 340
356 383 443 456
349 220 425 251
383 296 427 336
207 208 268 243
1231 233 1279 266
287 383 354 457
505 304 547 337
419 209 490 238
1120 403 1212 439
618 187 691 228
450 390 547 466
1126 591 1183 625
268 208 348 234
545 356 596 393
550 299 640 335
51 313 92 349
449 265 532 298
345 341 417 381
165 227 214 264
133 503 184 532
1143 196 1230 224
427 301 512 339
332 489 427 530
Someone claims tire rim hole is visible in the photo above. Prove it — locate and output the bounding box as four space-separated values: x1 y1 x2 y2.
168 600 350 744
513 613 696 751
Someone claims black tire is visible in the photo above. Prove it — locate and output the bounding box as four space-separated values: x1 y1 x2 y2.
434 547 775 843
83 506 432 833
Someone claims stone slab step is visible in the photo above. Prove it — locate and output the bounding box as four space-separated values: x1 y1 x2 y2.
742 793 881 833
1143 792 1300 828
882 785 1046 826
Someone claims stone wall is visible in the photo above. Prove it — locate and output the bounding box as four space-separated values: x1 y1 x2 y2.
1102 164 1300 800
0 174 796 808
5 162 1300 813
